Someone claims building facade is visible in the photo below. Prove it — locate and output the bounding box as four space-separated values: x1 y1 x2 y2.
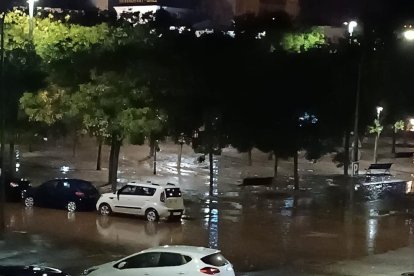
231 0 300 18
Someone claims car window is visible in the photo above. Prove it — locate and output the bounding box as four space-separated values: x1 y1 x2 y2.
120 185 137 195
57 181 71 190
158 253 188 267
75 181 95 192
135 187 156 196
41 180 58 190
201 253 229 267
164 188 182 198
120 252 160 269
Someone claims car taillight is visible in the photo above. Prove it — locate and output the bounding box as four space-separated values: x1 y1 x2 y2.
200 267 220 275
75 191 85 197
160 191 165 203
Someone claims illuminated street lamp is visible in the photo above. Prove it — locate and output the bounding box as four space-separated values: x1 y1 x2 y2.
344 20 358 37
404 29 414 41
376 106 384 119
27 0 38 37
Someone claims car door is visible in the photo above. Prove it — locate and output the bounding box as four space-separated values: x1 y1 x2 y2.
143 252 191 276
111 252 161 276
134 186 157 216
37 180 59 207
113 185 139 215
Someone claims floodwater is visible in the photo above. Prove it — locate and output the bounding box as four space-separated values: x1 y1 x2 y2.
1 183 413 275
1 144 414 275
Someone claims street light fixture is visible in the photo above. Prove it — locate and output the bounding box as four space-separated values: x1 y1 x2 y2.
344 20 358 37
376 106 384 119
404 29 414 41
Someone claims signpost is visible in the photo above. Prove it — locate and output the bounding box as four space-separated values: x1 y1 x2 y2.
351 161 359 176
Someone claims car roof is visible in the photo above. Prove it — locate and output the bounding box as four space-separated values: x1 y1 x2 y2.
140 245 220 257
126 182 179 189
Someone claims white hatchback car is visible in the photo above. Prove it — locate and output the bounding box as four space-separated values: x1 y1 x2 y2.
96 182 185 221
83 245 235 276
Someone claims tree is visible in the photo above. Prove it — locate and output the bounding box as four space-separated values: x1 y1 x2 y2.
71 72 163 191
369 119 384 164
391 120 405 154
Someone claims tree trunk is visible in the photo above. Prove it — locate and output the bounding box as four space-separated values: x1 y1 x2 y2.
209 151 214 196
8 142 15 175
177 143 183 169
108 137 121 193
153 141 157 175
72 134 78 157
273 153 278 179
148 138 155 157
268 151 273 160
248 148 252 166
391 131 396 154
373 134 379 164
293 151 299 190
96 139 102 171
344 131 350 176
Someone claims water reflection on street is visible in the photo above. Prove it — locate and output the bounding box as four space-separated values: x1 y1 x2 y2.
0 182 414 274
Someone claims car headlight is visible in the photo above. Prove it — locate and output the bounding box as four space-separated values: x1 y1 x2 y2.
82 267 98 275
354 184 360 191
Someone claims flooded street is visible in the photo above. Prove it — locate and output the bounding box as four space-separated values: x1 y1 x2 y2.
1 186 414 275
1 141 414 275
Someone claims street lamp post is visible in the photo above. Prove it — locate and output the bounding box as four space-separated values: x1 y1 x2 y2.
345 20 363 169
372 106 384 164
28 0 37 38
177 133 185 170
0 10 6 231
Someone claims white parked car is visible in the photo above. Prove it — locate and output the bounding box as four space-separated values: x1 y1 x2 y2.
96 182 185 221
83 245 235 276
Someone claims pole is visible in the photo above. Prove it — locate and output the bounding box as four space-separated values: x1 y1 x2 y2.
153 140 157 175
352 60 362 163
28 0 35 38
0 13 6 231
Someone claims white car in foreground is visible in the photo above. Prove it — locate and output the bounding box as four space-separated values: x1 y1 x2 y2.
83 245 235 276
96 182 185 221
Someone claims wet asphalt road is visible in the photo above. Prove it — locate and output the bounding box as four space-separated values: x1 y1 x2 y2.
1 184 414 275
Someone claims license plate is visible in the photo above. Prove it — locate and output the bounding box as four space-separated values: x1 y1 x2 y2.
173 212 181 215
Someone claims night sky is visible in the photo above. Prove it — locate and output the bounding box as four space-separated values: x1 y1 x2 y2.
300 0 414 25
3 0 414 26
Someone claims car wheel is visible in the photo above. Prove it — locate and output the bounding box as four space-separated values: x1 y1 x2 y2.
145 209 159 222
67 201 77 213
99 203 112 216
24 196 34 207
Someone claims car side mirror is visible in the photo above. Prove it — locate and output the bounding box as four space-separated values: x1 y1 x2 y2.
116 261 127 269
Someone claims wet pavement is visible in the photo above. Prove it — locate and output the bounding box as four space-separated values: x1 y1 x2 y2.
1 139 414 275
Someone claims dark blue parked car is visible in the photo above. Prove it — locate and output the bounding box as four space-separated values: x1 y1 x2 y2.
0 265 70 276
24 179 99 212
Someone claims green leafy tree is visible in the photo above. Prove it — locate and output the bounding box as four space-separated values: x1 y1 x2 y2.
281 27 326 53
71 72 163 191
369 119 384 164
391 120 405 154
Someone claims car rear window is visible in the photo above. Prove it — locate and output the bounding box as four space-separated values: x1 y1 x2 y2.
75 181 96 192
164 188 181 198
201 253 229 267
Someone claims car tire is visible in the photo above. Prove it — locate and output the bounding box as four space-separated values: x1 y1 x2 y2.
145 208 159 222
99 203 112 216
66 201 77 213
24 196 34 208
